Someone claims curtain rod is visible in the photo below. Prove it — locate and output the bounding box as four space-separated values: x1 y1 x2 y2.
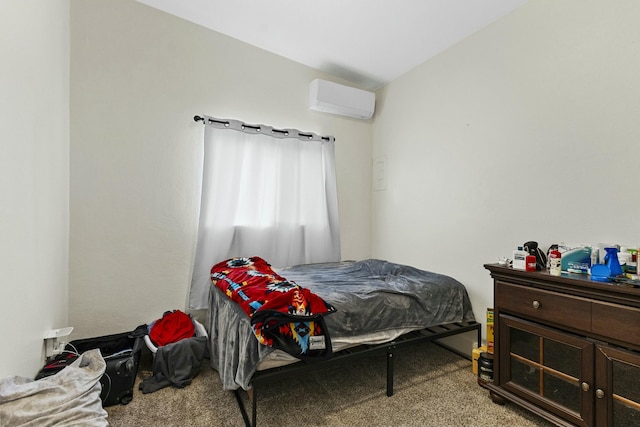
194 115 334 142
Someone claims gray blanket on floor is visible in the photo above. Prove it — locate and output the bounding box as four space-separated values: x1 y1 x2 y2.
207 259 476 391
0 349 108 427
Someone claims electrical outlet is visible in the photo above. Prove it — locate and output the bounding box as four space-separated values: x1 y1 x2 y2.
44 327 73 358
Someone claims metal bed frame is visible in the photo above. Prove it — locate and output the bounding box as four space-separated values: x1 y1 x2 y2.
233 320 481 427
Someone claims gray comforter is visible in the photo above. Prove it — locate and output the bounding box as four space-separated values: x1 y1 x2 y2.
207 259 475 391
0 350 108 427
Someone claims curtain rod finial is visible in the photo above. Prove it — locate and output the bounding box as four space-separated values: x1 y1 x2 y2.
194 115 204 123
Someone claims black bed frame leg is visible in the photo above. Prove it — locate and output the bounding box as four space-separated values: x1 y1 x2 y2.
386 346 395 397
232 321 482 426
251 388 257 427
233 388 255 427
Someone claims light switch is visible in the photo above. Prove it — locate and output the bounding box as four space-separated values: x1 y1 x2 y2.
374 156 386 191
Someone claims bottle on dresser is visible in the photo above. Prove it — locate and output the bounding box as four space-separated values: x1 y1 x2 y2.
549 249 562 276
512 246 528 270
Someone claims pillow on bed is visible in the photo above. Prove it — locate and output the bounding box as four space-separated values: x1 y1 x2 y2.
0 349 108 427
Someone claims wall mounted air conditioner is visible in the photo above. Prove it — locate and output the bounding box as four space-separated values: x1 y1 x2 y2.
309 79 375 120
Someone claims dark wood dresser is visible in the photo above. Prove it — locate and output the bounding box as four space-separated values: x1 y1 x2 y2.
484 264 640 427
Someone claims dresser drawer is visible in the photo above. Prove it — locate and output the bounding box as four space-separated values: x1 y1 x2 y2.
592 302 640 347
496 281 592 331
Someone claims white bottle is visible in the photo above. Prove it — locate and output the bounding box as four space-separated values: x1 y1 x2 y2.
513 246 528 270
549 250 562 276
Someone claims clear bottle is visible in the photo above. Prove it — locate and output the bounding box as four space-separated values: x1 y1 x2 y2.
591 245 599 266
588 245 598 275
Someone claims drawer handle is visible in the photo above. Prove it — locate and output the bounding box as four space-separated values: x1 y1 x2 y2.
532 300 541 309
581 382 590 392
596 389 605 399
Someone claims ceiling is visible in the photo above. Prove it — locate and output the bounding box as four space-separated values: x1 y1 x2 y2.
137 0 527 90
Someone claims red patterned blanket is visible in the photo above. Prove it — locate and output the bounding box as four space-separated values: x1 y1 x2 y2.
210 256 335 360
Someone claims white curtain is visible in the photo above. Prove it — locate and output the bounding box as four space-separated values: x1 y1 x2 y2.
188 116 341 309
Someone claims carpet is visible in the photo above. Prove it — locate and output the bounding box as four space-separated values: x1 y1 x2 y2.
105 342 553 427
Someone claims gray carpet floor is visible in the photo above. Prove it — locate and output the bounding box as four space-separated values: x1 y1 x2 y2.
105 342 554 427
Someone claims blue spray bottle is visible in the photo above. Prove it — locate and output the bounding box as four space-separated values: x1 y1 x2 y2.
604 247 623 277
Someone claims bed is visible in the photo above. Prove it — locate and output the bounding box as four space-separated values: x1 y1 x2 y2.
205 257 479 427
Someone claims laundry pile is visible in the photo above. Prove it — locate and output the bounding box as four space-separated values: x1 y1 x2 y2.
138 310 210 393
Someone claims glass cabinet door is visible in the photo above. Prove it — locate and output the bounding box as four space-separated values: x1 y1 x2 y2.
499 314 594 427
595 344 640 427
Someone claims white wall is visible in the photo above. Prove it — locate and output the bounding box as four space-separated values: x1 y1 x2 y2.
69 0 372 339
372 0 640 344
0 0 70 378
